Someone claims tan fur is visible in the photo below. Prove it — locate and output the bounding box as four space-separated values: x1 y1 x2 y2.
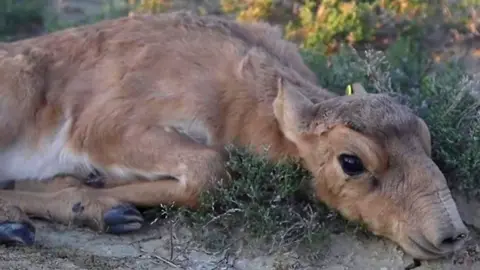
0 11 468 259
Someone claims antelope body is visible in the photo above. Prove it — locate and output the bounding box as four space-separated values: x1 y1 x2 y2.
0 11 468 260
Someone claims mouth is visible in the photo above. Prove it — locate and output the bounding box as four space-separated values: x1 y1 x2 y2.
406 236 453 260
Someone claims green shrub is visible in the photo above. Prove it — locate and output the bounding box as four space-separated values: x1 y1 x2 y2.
176 146 345 252
0 0 45 41
221 0 274 22
286 0 377 52
141 145 367 255
128 0 171 14
221 0 475 54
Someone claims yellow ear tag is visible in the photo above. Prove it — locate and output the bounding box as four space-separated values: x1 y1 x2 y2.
346 84 353 96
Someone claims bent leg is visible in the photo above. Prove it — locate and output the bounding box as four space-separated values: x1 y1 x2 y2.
0 176 80 246
80 125 232 209
5 175 83 193
0 198 35 245
6 173 124 193
0 126 230 238
0 183 144 236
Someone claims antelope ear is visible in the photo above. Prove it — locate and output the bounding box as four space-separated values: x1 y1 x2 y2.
351 82 368 96
273 77 316 143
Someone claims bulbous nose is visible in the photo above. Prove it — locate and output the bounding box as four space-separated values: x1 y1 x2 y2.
419 186 470 254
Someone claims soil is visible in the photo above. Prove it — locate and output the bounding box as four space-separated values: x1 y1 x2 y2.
2 0 479 269
1 219 479 270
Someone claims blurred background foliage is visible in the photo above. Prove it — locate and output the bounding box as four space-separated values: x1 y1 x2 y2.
1 0 479 55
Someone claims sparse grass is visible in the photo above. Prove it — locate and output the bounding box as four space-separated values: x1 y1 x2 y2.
177 146 341 252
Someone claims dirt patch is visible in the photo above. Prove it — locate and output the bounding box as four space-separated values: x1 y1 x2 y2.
0 219 478 270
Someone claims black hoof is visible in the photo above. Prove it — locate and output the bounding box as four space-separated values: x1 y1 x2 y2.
85 171 105 188
0 221 35 246
103 204 144 234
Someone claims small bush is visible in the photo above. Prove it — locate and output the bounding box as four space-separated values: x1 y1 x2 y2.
0 0 45 41
128 0 171 14
221 0 476 54
141 145 367 255
178 146 345 251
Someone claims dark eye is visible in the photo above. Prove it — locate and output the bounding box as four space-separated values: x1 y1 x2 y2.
338 154 365 176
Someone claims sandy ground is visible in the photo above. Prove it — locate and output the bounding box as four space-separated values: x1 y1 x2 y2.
0 1 476 269
1 219 479 270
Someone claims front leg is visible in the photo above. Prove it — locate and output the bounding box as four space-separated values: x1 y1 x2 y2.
0 176 80 246
0 175 144 242
0 198 35 246
0 125 230 242
8 173 113 193
0 183 144 236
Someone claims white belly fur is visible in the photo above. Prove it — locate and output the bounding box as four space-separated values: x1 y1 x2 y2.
0 120 93 182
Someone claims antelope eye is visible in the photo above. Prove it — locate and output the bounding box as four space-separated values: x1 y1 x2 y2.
338 154 365 176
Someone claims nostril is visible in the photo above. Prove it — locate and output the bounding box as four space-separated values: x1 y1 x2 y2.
441 233 467 246
441 237 456 245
